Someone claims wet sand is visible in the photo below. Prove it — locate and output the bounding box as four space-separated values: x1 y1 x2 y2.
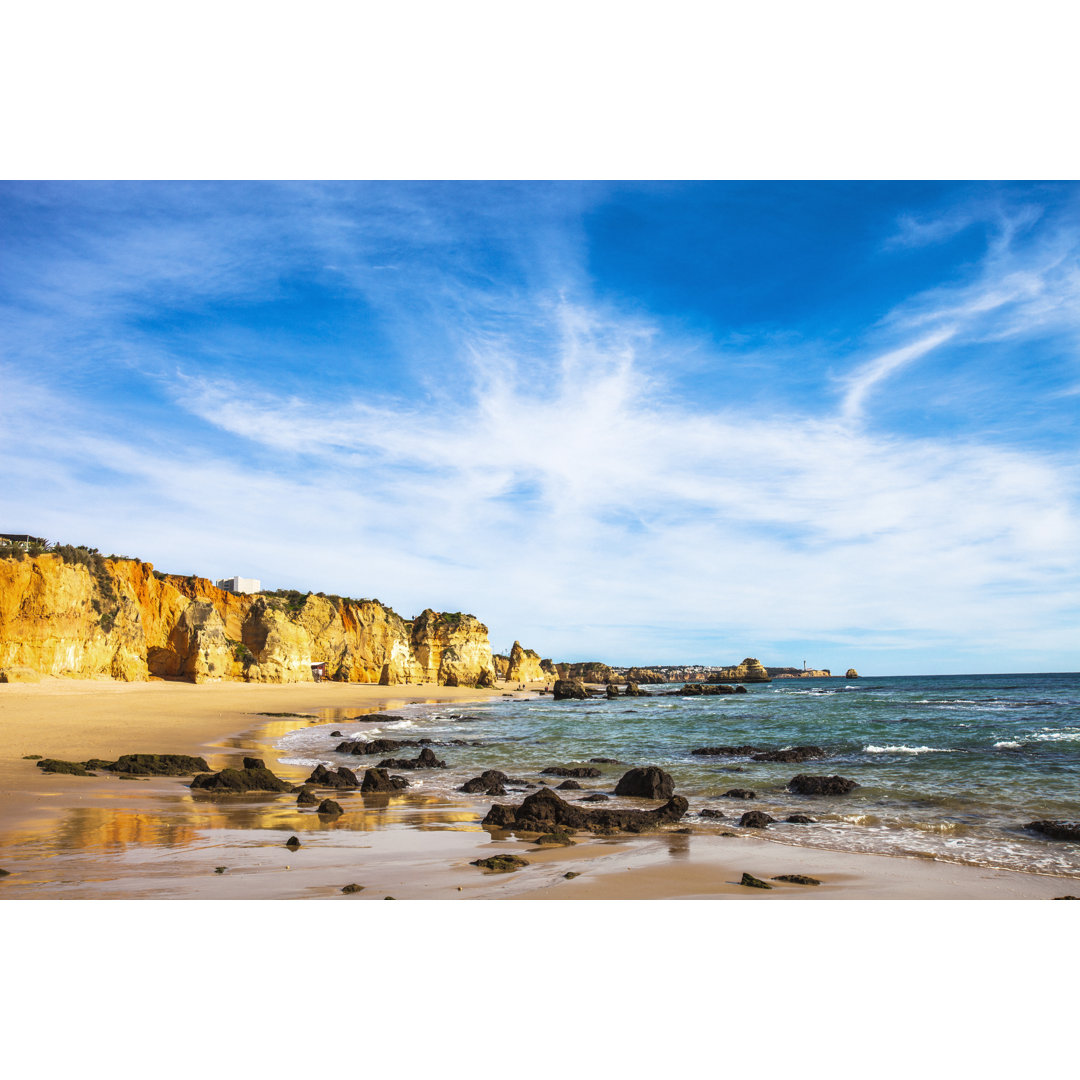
1 678 1074 899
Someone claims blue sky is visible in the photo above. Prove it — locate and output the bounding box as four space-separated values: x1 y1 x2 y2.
1 181 1078 674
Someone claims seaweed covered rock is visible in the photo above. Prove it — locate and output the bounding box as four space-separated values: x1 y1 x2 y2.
614 766 674 800
106 754 212 775
190 758 294 792
740 872 772 889
305 763 360 788
360 768 409 793
483 786 688 834
36 758 95 776
751 746 827 764
377 747 446 770
459 770 510 795
553 679 588 701
698 808 726 819
774 874 821 885
721 789 756 799
1027 820 1080 841
786 814 815 824
541 765 601 778
471 854 529 872
738 811 776 828
341 883 364 893
787 774 859 796
533 829 576 846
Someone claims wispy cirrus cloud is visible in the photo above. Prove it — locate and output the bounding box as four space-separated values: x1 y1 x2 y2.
2 182 1079 673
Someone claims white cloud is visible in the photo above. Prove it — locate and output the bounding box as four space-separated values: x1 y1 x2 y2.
7 287 1076 673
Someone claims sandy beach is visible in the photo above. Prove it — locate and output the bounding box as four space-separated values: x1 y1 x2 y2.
0 678 1074 900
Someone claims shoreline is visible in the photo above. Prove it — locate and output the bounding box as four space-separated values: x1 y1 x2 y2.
0 678 1075 900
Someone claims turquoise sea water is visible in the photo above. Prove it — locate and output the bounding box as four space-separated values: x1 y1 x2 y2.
278 672 1080 878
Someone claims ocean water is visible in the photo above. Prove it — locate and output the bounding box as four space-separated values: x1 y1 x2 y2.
277 672 1080 878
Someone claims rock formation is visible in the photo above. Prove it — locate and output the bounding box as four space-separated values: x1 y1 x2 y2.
564 661 614 684
613 766 674 800
553 679 588 700
483 787 689 834
624 667 666 684
505 640 546 683
708 657 771 683
0 550 499 686
787 774 859 796
846 668 859 678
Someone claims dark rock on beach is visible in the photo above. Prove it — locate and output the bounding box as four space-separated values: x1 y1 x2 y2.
330 731 342 737
107 754 212 775
377 747 446 770
361 768 409 793
317 799 344 816
787 774 859 796
542 765 602 778
296 786 319 806
698 808 726 819
786 814 816 824
580 793 610 802
190 758 294 792
740 872 772 889
774 874 821 885
589 757 624 764
556 779 582 790
624 682 644 696
738 811 776 828
606 683 620 699
460 770 510 795
36 758 95 776
341 883 364 893
553 679 589 700
1027 820 1080 841
337 737 419 755
534 829 576 846
472 854 530 872
614 766 675 800
305 763 360 788
285 835 301 849
484 786 688 834
721 789 756 799
751 746 827 764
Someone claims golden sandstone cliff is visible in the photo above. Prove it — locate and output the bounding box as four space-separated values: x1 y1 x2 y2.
0 552 497 686
504 640 546 683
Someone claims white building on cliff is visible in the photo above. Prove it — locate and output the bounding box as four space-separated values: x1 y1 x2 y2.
215 576 261 594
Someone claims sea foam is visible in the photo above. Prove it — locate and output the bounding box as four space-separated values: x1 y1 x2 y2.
864 744 957 755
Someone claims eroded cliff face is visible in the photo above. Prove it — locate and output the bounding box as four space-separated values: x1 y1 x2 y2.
409 609 496 688
505 640 545 683
0 554 498 687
